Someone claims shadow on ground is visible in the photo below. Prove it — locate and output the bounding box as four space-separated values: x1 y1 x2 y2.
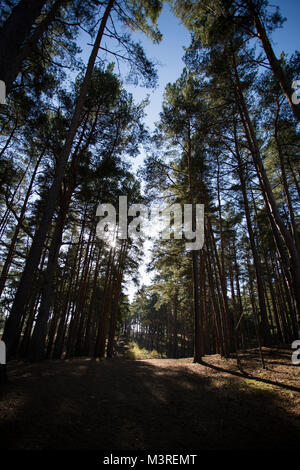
0 356 299 449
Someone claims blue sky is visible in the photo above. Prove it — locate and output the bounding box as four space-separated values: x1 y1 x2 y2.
121 0 300 299
125 3 190 133
122 0 300 170
75 0 300 299
79 0 300 152
127 0 300 126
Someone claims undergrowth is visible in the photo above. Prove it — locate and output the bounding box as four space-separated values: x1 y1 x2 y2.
124 341 165 360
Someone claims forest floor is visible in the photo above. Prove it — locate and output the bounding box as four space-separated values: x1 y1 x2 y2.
0 347 299 450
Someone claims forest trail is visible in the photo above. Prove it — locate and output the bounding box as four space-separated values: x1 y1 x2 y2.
0 349 299 450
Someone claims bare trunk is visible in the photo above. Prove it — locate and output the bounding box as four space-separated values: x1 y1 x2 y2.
0 152 43 297
245 0 300 124
0 0 48 87
4 0 66 94
3 0 115 359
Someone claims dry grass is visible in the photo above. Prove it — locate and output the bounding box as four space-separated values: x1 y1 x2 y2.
123 341 164 360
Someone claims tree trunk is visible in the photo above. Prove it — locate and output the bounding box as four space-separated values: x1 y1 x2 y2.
27 191 70 361
0 0 48 87
4 0 66 94
186 118 203 362
0 151 43 297
94 248 114 358
106 242 127 358
232 50 300 337
246 255 266 369
245 0 300 124
3 0 115 359
234 126 272 346
172 291 178 358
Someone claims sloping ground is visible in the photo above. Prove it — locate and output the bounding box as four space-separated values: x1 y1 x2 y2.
0 348 299 450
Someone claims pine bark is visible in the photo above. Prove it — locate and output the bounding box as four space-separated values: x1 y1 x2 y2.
244 0 300 124
3 0 115 359
0 0 48 87
3 0 66 94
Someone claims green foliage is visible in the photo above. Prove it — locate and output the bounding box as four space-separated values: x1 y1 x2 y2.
124 341 164 359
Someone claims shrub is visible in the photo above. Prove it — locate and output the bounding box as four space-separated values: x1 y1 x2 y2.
124 341 163 360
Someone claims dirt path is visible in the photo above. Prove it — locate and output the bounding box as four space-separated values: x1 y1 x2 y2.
0 349 299 449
